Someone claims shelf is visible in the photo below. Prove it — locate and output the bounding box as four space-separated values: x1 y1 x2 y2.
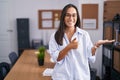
102 20 120 79
103 54 112 67
103 44 114 50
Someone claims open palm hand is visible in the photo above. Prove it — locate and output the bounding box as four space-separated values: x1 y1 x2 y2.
96 39 115 47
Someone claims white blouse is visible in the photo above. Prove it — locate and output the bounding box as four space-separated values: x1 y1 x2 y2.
48 27 96 80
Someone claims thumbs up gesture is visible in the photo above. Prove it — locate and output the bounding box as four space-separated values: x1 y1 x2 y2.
69 38 78 49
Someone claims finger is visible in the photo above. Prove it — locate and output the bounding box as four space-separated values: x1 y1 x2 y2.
108 40 115 43
108 39 115 42
105 39 115 43
111 40 115 42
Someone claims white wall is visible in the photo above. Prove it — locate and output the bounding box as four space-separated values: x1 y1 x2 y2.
10 0 104 78
12 0 80 45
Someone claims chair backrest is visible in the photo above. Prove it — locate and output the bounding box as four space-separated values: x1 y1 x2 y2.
9 52 18 66
0 62 10 80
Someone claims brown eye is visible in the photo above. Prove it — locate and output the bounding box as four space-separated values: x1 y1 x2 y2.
65 13 71 17
65 13 77 18
72 14 77 17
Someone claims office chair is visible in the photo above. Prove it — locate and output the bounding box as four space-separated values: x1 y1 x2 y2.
0 62 10 80
9 52 18 67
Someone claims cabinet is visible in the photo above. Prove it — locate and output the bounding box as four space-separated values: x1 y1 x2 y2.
112 48 120 80
17 18 30 56
103 21 120 80
102 44 113 80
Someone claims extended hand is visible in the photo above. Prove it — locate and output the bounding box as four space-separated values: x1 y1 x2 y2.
96 39 115 47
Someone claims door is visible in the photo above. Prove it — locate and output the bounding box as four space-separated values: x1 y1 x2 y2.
0 0 13 63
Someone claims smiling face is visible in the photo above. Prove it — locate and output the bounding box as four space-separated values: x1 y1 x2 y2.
64 7 77 28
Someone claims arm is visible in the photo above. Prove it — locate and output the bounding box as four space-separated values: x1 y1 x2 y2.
57 38 78 61
91 39 115 56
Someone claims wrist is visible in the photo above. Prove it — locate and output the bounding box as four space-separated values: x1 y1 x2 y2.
94 45 98 49
94 43 99 49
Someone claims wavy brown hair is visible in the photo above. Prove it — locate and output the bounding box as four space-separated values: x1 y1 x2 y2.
55 4 81 45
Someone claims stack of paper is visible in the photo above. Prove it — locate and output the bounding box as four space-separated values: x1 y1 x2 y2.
43 68 53 76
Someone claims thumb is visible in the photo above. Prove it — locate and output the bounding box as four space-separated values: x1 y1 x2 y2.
72 38 76 42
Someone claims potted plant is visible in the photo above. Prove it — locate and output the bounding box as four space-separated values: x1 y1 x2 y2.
37 46 46 66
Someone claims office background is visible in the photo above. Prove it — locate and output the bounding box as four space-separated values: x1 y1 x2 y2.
0 0 107 78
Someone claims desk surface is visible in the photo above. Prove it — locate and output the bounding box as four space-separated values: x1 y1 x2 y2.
4 50 55 80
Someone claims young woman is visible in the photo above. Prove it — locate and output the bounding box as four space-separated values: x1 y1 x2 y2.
49 4 115 80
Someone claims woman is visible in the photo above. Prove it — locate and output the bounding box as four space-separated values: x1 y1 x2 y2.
49 4 114 80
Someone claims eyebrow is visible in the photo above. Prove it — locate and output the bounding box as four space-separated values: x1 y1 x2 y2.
66 13 77 14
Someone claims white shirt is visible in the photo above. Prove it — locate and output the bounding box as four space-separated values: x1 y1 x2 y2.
48 27 96 80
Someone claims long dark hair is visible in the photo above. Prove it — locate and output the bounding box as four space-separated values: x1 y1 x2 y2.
55 4 81 45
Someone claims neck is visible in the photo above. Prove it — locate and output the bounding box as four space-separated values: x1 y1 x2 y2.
65 27 76 41
65 27 76 35
65 27 75 34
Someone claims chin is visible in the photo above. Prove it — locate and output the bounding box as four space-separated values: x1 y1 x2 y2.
67 24 74 27
69 25 75 27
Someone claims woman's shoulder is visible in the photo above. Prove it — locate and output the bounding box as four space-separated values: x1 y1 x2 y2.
50 31 56 39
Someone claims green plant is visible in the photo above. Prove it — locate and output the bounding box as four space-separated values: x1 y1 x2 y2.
37 46 46 60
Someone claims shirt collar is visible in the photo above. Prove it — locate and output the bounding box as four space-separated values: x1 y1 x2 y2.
63 27 83 38
76 27 83 35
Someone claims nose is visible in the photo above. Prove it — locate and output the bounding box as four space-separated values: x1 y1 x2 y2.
69 15 73 19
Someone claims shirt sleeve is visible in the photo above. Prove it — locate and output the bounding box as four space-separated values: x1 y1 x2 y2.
48 33 64 64
85 32 96 63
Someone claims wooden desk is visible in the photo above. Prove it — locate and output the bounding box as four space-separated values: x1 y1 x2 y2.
4 50 55 80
